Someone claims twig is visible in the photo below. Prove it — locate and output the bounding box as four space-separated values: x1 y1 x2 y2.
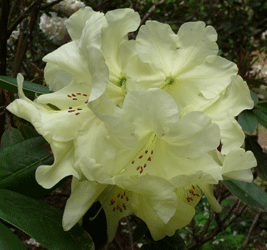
200 210 215 236
140 0 168 26
39 0 64 11
125 216 134 250
189 218 202 249
7 0 42 39
240 212 262 250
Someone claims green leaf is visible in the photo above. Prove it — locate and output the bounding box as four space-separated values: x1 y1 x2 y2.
250 90 258 105
0 127 24 149
238 110 258 134
141 232 186 250
223 179 267 210
253 108 267 129
0 136 55 199
0 189 94 250
257 103 267 113
17 124 40 139
0 75 50 96
245 136 267 181
0 220 28 250
248 79 266 88
133 220 149 242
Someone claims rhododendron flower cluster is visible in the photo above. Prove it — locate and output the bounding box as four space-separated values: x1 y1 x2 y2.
7 7 257 241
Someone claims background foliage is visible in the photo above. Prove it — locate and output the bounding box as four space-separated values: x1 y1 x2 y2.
1 0 267 249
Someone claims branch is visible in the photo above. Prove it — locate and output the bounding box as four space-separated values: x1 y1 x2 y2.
39 0 64 11
140 0 168 26
240 212 262 250
7 0 42 39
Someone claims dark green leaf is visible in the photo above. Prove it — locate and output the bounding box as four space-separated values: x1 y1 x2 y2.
223 179 267 210
17 124 40 139
0 127 24 149
245 136 267 181
0 75 50 96
0 220 28 250
248 79 266 88
141 232 186 250
250 90 258 105
0 136 55 198
133 220 149 242
238 110 258 134
0 189 94 250
253 108 267 129
257 103 267 113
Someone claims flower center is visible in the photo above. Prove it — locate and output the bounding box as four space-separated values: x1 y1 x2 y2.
129 134 157 175
66 92 89 116
160 76 174 89
109 190 129 212
184 185 201 206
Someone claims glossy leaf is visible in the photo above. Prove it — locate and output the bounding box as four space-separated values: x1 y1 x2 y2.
0 220 28 250
0 127 24 149
250 90 258 105
0 136 55 198
253 108 267 129
141 233 186 250
0 75 50 96
257 103 267 113
245 136 267 181
238 110 258 134
223 179 267 210
0 189 94 250
17 124 40 140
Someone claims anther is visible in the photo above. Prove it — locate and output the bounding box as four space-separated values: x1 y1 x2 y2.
77 108 82 110
151 150 153 154
139 155 143 159
68 110 75 113
144 164 147 168
73 98 78 100
126 197 129 201
132 160 135 164
83 94 88 96
147 157 151 161
145 150 148 154
69 107 72 109
67 95 71 97
75 113 80 116
72 94 76 97
77 93 81 95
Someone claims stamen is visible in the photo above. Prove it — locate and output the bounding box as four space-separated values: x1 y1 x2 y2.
89 206 103 221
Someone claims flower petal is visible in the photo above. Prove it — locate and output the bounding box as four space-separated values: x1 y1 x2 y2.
79 12 109 102
165 111 220 158
102 8 140 80
198 183 222 213
66 6 97 41
44 62 73 91
116 175 177 225
204 75 254 116
122 88 180 135
35 140 79 189
63 178 106 230
43 41 92 84
221 148 256 182
136 20 178 75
